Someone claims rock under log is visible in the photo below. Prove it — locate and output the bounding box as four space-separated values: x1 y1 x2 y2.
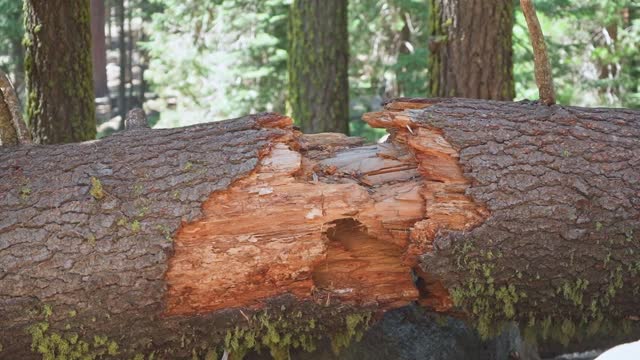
1 98 639 359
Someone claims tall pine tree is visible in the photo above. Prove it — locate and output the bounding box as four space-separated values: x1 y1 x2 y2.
24 0 96 144
288 0 349 134
91 0 108 98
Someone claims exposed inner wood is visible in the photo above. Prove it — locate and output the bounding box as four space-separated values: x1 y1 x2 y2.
166 144 371 315
166 105 488 316
364 102 489 259
312 219 417 309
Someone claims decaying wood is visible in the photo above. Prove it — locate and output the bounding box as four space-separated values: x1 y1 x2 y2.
0 70 31 146
520 0 556 105
1 98 639 359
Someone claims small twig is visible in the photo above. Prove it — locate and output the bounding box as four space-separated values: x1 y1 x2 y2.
520 0 556 105
0 69 32 145
238 309 250 323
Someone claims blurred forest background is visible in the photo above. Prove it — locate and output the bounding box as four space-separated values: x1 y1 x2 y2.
0 0 638 142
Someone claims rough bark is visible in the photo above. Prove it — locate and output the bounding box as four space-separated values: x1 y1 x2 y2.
368 98 640 344
24 0 97 144
288 0 350 134
428 0 515 100
1 99 639 359
91 0 109 98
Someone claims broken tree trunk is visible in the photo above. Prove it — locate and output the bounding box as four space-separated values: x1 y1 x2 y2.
1 98 639 359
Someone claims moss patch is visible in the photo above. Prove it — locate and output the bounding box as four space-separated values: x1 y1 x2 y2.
27 305 119 360
221 310 371 360
90 177 104 200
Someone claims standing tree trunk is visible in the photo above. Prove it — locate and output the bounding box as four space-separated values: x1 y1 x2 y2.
24 0 97 144
428 0 515 100
288 0 350 134
127 2 135 107
107 0 112 49
91 0 109 98
117 0 127 127
139 32 149 107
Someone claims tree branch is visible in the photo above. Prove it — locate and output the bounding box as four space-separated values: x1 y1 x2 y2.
0 69 32 146
520 0 556 105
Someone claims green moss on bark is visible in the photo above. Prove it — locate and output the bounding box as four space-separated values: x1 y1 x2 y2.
448 232 638 345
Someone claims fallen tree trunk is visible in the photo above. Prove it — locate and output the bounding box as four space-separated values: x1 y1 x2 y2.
1 98 639 359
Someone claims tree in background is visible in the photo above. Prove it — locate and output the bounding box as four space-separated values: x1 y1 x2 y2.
0 0 25 94
144 0 289 126
117 0 127 126
513 0 639 107
348 0 429 138
144 0 427 136
95 0 638 136
24 0 96 144
91 0 109 98
428 0 515 100
288 0 350 134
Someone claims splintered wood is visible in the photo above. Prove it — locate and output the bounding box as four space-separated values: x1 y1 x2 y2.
166 101 487 316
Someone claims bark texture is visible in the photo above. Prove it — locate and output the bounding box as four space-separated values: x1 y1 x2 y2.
0 113 318 360
288 0 350 134
370 98 640 343
1 100 639 359
24 0 97 144
428 0 515 100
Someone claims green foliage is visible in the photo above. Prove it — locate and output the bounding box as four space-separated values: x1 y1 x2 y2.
1 0 637 144
145 0 429 139
348 0 429 139
145 0 290 121
514 0 640 107
0 0 24 73
348 0 429 99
